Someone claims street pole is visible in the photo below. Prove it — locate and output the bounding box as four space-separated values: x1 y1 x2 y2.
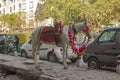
54 0 56 24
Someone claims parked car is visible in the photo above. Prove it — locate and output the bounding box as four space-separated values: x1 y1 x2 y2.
20 39 77 63
83 27 120 69
0 34 6 53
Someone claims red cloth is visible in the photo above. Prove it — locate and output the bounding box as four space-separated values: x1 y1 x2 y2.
39 27 54 42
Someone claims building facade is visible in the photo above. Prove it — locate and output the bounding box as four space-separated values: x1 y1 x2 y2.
0 0 41 32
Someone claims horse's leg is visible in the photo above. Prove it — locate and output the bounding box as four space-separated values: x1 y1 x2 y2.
32 42 42 68
77 56 81 67
61 34 69 69
36 42 42 66
62 43 68 69
32 28 42 69
32 43 39 67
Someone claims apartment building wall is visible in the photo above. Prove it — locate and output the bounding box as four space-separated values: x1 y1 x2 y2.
0 0 39 30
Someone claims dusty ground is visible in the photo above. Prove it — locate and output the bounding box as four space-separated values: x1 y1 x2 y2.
0 64 119 80
0 54 119 80
0 75 22 80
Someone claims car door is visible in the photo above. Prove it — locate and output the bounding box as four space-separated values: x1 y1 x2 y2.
115 31 120 65
26 40 33 55
39 44 50 59
95 29 118 66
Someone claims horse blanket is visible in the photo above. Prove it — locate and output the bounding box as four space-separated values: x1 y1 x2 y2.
39 27 54 42
39 22 63 44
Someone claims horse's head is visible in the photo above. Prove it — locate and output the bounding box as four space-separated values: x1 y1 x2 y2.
73 22 91 41
54 21 63 33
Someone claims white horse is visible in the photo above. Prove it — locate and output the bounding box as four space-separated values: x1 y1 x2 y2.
31 22 91 69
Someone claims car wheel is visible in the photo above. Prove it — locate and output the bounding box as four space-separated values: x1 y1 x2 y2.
88 58 100 69
47 52 58 62
21 50 27 58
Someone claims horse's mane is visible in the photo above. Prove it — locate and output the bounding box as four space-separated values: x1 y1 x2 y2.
74 22 84 27
62 22 84 35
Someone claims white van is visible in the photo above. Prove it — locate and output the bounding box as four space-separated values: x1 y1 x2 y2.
20 39 77 63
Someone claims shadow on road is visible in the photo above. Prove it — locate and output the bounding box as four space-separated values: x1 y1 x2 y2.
101 66 116 72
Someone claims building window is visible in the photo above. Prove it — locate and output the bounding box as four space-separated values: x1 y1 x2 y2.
0 4 1 8
22 3 26 10
10 7 12 13
29 1 33 9
14 5 15 10
28 19 34 27
19 3 21 10
0 11 1 14
3 9 5 14
29 10 34 18
10 0 13 2
3 0 6 6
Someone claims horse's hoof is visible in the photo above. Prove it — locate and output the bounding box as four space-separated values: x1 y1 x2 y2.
35 66 43 71
64 66 68 69
77 64 80 67
77 60 80 67
37 68 43 71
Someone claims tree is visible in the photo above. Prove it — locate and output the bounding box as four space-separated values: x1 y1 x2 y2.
0 11 26 32
41 0 120 32
15 11 26 29
87 0 120 31
0 14 9 26
42 0 84 24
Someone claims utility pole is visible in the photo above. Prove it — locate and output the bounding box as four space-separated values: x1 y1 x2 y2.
54 0 56 24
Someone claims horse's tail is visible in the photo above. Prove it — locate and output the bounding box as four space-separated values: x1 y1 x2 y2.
31 26 43 55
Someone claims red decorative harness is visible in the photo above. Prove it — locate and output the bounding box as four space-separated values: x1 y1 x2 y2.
68 25 88 58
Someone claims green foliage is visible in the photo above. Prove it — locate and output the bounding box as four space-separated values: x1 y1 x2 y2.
42 0 120 32
0 11 26 31
42 0 84 24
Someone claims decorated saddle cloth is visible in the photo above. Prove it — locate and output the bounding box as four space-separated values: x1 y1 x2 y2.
39 26 55 42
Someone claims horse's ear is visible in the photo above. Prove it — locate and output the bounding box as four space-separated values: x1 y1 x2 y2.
58 21 61 24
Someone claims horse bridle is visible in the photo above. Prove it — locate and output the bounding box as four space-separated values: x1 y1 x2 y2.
72 24 77 35
71 23 90 45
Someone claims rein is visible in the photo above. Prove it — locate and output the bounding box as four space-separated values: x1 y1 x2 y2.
72 24 77 35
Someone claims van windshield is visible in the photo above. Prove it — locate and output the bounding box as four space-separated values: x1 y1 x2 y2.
98 30 116 43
